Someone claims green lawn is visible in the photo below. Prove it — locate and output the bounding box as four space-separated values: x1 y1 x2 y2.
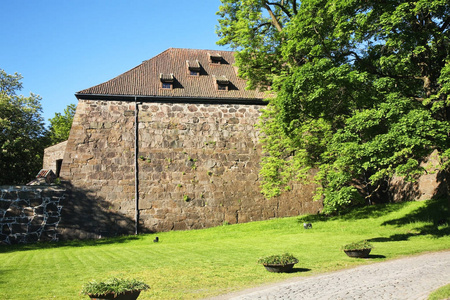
0 198 449 299
428 283 450 300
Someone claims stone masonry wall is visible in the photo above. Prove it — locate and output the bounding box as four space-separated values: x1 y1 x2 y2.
59 99 321 237
0 186 66 244
43 141 67 172
389 150 447 202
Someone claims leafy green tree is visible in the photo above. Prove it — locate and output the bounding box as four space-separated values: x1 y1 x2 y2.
0 69 50 185
217 0 450 213
48 103 76 144
0 70 23 96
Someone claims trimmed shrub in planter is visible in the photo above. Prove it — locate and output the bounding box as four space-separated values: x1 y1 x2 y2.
81 277 149 300
258 253 299 273
342 240 373 258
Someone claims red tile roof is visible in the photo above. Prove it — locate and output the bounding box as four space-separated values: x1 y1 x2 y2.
36 169 55 179
76 48 267 103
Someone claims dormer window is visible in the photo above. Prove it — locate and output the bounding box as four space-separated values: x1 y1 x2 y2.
214 75 229 91
160 73 174 89
186 60 201 76
162 82 172 89
208 52 222 65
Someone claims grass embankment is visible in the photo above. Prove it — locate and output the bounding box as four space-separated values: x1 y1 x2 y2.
429 284 450 300
0 198 449 299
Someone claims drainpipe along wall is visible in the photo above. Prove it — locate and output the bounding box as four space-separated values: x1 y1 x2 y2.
134 97 139 235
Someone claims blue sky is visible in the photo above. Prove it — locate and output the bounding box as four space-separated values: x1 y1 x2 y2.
1 0 228 125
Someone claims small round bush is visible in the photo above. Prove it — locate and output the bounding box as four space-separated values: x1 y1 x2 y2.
257 253 299 266
341 240 373 251
81 277 149 296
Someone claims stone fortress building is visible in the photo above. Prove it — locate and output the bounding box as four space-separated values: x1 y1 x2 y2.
43 48 322 239
1 48 442 244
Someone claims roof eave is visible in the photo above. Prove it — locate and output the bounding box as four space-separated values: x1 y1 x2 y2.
74 93 268 105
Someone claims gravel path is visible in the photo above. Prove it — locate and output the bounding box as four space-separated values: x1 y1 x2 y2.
207 251 450 300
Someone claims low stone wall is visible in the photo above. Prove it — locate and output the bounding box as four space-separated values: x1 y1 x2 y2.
0 186 66 245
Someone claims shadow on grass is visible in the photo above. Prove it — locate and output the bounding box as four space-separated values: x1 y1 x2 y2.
343 254 387 259
299 196 449 227
381 197 449 236
338 202 411 221
0 269 7 284
290 267 311 273
382 197 448 227
0 234 143 254
365 197 450 243
297 201 410 224
368 234 412 242
367 254 386 259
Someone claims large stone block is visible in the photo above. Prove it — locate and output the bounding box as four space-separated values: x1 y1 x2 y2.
3 191 18 200
30 198 43 207
11 223 28 234
4 207 21 218
1 224 10 235
0 200 10 210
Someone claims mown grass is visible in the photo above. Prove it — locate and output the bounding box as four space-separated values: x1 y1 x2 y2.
428 283 450 300
0 197 449 299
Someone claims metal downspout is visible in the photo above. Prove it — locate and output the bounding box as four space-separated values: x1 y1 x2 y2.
134 97 139 235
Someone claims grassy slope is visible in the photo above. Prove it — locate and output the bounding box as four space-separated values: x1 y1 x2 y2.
428 284 450 300
0 198 448 299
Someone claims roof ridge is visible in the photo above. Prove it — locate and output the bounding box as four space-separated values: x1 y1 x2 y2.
166 47 234 53
141 48 173 63
142 48 234 62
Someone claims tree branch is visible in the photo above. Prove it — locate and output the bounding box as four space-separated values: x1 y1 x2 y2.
267 1 292 18
256 22 272 29
440 16 450 32
264 3 284 32
253 22 272 34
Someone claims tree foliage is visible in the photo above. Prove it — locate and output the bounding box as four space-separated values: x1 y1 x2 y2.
0 69 50 185
217 0 450 213
48 103 76 144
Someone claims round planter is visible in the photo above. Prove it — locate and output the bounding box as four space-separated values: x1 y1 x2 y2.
344 249 371 258
263 262 297 273
88 290 141 300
